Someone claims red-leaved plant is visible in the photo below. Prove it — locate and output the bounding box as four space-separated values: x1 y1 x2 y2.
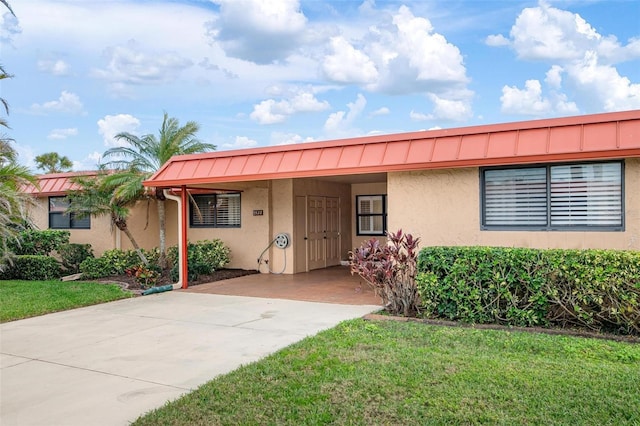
349 229 420 316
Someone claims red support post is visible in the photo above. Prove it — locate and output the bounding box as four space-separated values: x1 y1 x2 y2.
181 185 188 289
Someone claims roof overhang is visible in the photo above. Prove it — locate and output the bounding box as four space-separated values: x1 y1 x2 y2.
144 110 640 188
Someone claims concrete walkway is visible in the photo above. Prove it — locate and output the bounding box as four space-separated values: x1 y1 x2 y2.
0 292 380 426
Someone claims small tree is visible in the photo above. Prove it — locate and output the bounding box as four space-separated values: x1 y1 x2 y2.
66 171 149 265
350 229 421 317
35 152 73 174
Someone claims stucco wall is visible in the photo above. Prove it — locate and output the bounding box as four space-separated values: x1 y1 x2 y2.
351 182 387 251
388 158 640 250
28 198 166 256
185 183 271 271
29 198 116 255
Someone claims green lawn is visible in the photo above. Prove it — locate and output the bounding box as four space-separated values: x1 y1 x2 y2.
134 319 640 426
0 280 133 322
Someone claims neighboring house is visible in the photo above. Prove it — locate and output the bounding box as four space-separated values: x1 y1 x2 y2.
143 110 640 282
24 171 162 255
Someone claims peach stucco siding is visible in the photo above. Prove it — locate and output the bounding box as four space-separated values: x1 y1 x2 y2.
388 158 640 250
29 198 167 256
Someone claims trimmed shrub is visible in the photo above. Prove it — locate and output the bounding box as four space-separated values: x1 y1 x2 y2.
79 248 157 279
168 239 231 282
58 243 94 274
10 229 70 255
417 246 640 335
79 257 113 279
2 255 62 280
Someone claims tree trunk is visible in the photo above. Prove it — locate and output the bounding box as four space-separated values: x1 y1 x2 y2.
112 213 148 266
157 199 166 269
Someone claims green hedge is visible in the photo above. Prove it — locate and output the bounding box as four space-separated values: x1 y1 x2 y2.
9 230 70 255
0 255 62 280
417 247 640 335
167 239 231 282
79 248 158 279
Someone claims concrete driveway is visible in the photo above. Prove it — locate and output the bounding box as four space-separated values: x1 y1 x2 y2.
0 292 380 426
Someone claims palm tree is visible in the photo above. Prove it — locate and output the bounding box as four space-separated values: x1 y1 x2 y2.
1 65 14 130
0 148 37 270
102 112 216 267
66 171 149 265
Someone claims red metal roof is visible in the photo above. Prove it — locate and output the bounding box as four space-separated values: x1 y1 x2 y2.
23 171 100 197
145 110 640 187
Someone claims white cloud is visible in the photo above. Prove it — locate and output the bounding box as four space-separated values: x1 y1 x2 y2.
491 3 640 113
324 93 367 136
47 128 78 140
269 132 314 146
92 40 193 89
30 91 85 115
370 107 390 116
567 51 640 111
97 114 141 147
409 110 431 121
427 94 473 121
222 136 258 150
485 34 509 47
545 65 564 89
501 80 551 115
250 91 330 124
368 6 469 96
207 0 307 64
72 151 102 171
322 36 379 84
37 59 70 76
508 3 602 61
0 11 21 45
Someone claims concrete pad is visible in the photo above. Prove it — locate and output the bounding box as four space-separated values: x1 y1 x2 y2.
1 292 379 426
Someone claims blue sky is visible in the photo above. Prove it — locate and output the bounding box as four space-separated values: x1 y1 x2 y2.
2 0 639 172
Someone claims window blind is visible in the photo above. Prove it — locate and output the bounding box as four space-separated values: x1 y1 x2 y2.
550 163 622 227
484 167 548 226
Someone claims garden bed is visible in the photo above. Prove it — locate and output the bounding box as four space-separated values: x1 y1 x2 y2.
97 268 259 292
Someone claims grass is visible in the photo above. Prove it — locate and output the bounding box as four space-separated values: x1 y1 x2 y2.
0 280 133 322
134 319 640 426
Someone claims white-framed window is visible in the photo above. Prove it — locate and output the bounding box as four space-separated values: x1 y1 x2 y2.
481 161 623 230
356 194 387 236
190 193 241 228
48 196 91 229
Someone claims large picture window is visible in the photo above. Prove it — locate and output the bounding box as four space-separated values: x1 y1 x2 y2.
481 161 623 230
49 196 90 229
190 193 241 228
356 194 387 236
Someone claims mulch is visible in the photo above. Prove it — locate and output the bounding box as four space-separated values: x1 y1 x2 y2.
96 268 259 293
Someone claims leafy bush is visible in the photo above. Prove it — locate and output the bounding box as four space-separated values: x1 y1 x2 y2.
168 239 231 282
58 243 94 274
350 230 420 316
1 255 62 280
417 247 640 335
10 229 70 255
79 248 157 279
79 257 113 279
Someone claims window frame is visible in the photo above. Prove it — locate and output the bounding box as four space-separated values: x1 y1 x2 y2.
480 160 625 232
48 196 91 230
189 193 241 228
356 194 387 236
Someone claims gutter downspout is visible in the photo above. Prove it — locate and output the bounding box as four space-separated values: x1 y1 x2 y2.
163 188 188 289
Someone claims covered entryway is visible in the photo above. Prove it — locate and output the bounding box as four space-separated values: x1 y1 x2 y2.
184 266 381 306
